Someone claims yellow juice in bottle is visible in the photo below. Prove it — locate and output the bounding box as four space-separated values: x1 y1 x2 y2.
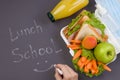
47 0 89 22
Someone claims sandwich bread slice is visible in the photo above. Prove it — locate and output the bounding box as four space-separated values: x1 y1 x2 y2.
74 23 104 41
63 10 106 42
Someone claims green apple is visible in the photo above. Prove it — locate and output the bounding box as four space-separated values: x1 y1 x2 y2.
94 42 116 64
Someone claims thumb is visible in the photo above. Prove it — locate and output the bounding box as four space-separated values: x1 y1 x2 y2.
55 68 62 80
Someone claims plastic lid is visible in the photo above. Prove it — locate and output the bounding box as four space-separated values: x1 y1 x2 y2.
95 4 107 16
95 1 120 54
47 12 55 22
95 0 120 26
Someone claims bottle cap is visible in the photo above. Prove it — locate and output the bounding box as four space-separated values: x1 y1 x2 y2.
47 12 55 22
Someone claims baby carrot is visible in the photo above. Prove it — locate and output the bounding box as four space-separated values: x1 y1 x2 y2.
95 69 99 74
90 68 96 74
98 62 111 72
92 60 97 70
77 58 85 69
84 59 91 65
81 56 87 63
67 44 80 50
73 49 82 60
103 64 111 72
70 40 81 44
86 61 92 69
80 63 85 69
84 66 89 73
77 59 82 67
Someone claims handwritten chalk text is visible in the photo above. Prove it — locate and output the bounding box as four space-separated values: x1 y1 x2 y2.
12 38 62 63
9 20 43 42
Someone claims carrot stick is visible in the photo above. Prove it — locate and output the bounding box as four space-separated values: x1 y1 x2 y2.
77 58 85 69
90 68 96 74
70 40 81 44
103 64 111 72
86 61 92 69
84 66 89 73
80 63 85 69
92 60 97 70
77 59 82 67
95 69 99 74
67 44 80 50
81 56 87 63
98 62 111 72
84 59 91 65
73 50 82 60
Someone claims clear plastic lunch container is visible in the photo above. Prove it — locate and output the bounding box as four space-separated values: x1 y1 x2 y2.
60 0 120 64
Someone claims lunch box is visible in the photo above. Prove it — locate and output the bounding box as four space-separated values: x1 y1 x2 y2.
60 0 120 64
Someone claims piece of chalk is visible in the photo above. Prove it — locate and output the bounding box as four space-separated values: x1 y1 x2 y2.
56 68 63 75
54 64 63 75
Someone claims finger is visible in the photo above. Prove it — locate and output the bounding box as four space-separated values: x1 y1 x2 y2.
56 64 70 74
64 65 78 80
55 68 62 80
56 64 71 79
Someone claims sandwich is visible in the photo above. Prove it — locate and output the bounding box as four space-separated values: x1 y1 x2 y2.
63 10 107 42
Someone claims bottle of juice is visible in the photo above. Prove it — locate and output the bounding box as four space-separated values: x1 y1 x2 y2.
47 0 89 22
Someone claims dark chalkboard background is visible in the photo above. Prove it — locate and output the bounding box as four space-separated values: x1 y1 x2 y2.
0 0 120 80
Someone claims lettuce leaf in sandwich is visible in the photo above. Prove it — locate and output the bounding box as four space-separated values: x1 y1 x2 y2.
64 10 106 42
64 10 90 37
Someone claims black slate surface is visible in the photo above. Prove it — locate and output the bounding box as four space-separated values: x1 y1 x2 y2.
0 0 120 80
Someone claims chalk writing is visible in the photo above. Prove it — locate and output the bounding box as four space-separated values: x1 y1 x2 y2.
12 38 62 63
12 48 24 63
9 20 43 42
10 20 63 73
50 38 63 54
33 64 54 72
